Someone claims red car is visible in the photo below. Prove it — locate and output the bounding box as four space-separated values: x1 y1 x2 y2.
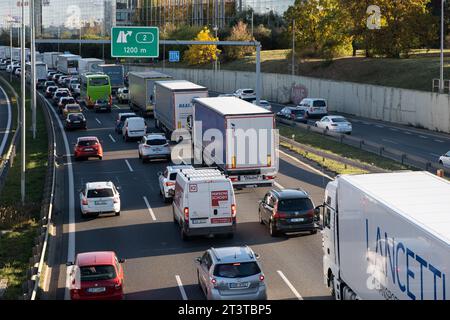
74 136 103 160
68 251 125 300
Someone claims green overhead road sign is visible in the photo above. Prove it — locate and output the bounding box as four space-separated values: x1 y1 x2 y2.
111 27 159 58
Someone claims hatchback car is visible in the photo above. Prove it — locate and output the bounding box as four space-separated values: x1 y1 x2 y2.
58 97 76 114
138 133 170 162
315 115 352 134
297 98 328 118
252 99 272 111
44 80 56 90
277 107 308 123
117 87 129 104
45 86 58 98
52 91 70 106
439 151 450 168
65 112 87 130
258 189 318 236
234 88 256 101
94 99 112 113
47 71 57 80
63 103 82 119
196 246 267 300
115 112 136 134
52 73 64 82
79 181 121 217
158 165 194 202
74 136 103 161
68 251 125 300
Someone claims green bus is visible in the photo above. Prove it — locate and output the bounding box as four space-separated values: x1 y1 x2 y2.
80 73 112 108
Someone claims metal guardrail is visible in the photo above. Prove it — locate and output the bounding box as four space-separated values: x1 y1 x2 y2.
276 117 450 177
0 76 20 195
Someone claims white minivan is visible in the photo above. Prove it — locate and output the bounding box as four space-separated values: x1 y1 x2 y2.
172 168 236 240
297 98 328 118
122 116 147 141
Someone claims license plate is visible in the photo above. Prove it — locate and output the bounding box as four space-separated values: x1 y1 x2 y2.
291 218 304 222
94 201 107 205
229 282 250 289
73 121 80 123
211 217 232 224
84 148 93 151
242 175 259 181
87 287 106 293
191 218 207 224
152 148 161 152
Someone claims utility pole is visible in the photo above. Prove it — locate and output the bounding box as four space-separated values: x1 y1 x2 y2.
251 11 254 39
213 25 218 72
440 0 445 93
292 19 295 76
31 0 36 139
20 0 26 204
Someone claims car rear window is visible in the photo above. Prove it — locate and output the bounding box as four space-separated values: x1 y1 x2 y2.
120 115 134 122
68 114 84 121
278 198 313 211
78 140 98 147
147 138 167 146
122 89 128 93
64 98 75 104
87 188 114 198
243 89 254 94
80 265 116 281
68 106 80 111
213 262 261 278
169 173 177 180
331 118 347 123
313 100 326 107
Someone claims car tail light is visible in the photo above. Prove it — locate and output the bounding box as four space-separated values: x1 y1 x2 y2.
184 207 189 221
165 181 175 187
113 196 119 204
210 278 218 287
306 209 314 218
231 204 236 218
264 175 275 180
114 282 122 290
273 202 287 219
81 197 88 205
290 114 295 119
259 275 265 281
229 176 238 182
109 95 112 105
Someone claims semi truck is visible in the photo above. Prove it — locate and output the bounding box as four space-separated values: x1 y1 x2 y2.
320 171 450 300
11 47 30 61
57 54 81 75
97 64 124 93
192 97 278 188
43 52 62 69
0 46 10 59
25 61 48 84
154 80 208 138
78 58 105 75
128 71 172 117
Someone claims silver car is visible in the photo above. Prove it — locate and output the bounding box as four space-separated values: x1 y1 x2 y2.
196 246 267 300
138 133 171 162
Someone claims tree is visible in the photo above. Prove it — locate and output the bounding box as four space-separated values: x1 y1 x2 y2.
183 27 220 65
224 21 255 61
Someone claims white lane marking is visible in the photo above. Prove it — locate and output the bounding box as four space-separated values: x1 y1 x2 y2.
124 159 134 172
389 128 398 132
430 153 441 157
435 139 444 143
382 139 398 145
279 150 333 180
0 86 12 156
277 270 303 300
175 275 188 300
113 104 120 109
83 107 88 112
274 181 284 189
40 94 75 300
419 135 428 139
143 196 156 221
404 131 412 135
362 122 371 125
95 118 101 125
375 125 384 128
108 134 116 143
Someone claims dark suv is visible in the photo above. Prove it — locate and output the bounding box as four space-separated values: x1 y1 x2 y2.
258 189 318 236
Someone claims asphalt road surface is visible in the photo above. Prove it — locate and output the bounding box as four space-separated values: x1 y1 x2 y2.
0 84 12 158
42 97 333 300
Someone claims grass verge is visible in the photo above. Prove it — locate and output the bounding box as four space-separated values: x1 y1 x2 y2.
0 73 48 299
278 124 410 173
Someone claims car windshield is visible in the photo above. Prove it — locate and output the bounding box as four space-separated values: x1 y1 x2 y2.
87 188 114 198
278 198 314 211
213 262 261 278
78 140 98 147
68 114 84 121
147 139 167 146
313 100 326 107
331 118 347 123
120 115 134 122
80 265 116 282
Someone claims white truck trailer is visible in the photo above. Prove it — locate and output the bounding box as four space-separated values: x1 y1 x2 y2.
43 52 62 69
57 54 81 75
25 61 48 83
321 171 450 300
154 80 208 138
12 47 30 61
128 71 172 117
0 46 10 59
78 58 105 75
192 97 278 188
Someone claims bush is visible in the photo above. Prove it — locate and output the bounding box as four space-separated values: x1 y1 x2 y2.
224 21 255 61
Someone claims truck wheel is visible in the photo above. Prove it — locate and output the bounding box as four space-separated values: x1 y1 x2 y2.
269 221 279 237
172 208 178 224
115 211 120 216
225 233 234 239
310 229 318 234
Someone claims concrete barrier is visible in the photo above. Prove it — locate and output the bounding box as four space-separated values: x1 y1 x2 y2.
124 65 450 133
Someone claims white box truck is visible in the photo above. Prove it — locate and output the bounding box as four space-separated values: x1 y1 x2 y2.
78 58 105 75
12 47 29 61
43 52 62 69
192 97 278 188
128 71 172 117
0 46 10 59
57 54 81 75
321 171 450 300
25 61 48 84
154 80 208 138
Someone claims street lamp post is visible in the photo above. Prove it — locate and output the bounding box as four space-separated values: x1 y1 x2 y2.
20 0 26 204
292 19 295 76
31 0 36 139
440 0 445 93
213 25 218 72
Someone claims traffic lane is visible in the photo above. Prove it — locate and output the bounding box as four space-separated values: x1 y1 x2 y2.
0 85 12 157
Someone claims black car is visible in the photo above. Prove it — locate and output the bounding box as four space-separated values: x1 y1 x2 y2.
277 107 308 123
258 189 318 236
64 113 86 130
94 99 112 113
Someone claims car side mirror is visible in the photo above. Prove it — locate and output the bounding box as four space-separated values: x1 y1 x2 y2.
119 258 126 263
157 171 162 176
116 186 121 191
66 261 74 267
195 257 201 263
168 189 175 196
254 253 261 260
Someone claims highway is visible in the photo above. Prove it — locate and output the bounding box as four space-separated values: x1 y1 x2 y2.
42 96 333 300
0 84 12 158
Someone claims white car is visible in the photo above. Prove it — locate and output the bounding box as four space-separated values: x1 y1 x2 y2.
122 116 147 141
315 115 352 134
79 181 121 218
117 87 129 104
14 67 21 76
218 93 235 97
439 151 450 168
252 99 272 111
297 98 328 118
55 87 70 94
138 133 170 162
158 165 194 202
234 88 256 101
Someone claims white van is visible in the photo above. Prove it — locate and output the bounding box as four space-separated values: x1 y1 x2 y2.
297 98 328 118
122 117 147 141
172 169 237 240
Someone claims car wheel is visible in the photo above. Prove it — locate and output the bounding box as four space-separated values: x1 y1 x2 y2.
125 134 129 142
138 152 142 159
325 127 329 132
81 211 87 219
163 194 170 203
259 209 265 225
311 229 318 234
269 220 279 237
180 226 190 241
115 211 120 216
98 156 103 160
439 160 443 165
197 271 203 292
